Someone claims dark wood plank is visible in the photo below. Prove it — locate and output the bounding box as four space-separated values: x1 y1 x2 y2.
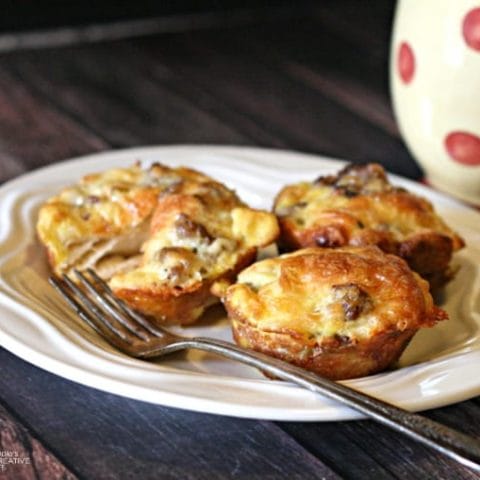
428 401 480 439
0 45 252 151
0 15 421 179
132 29 421 178
0 402 77 480
0 67 107 184
0 348 339 480
230 15 399 137
313 1 395 61
279 404 480 479
0 1 313 33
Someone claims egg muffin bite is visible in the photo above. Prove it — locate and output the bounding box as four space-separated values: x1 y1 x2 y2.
37 162 279 325
220 246 447 380
109 178 279 325
273 163 464 290
37 162 213 278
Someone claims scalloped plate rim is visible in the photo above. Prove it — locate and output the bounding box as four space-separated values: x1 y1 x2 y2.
0 144 479 421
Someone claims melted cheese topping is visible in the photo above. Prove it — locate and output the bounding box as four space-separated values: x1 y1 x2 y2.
110 180 279 291
226 247 441 342
36 163 214 275
274 164 464 249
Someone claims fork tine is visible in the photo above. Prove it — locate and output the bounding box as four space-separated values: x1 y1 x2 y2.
58 274 134 345
49 276 132 349
87 269 168 337
74 270 152 341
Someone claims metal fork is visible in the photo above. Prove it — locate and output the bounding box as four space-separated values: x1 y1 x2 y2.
50 268 480 473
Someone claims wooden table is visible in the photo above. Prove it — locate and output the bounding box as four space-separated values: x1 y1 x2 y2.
0 3 478 479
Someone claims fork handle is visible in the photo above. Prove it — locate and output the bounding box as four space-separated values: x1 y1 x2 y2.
166 336 480 472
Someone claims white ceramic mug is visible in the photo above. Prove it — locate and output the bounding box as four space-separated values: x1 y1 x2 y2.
390 0 480 205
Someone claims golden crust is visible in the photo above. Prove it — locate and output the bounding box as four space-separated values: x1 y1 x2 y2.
37 163 212 276
113 248 257 325
110 178 279 324
273 163 465 290
37 162 279 325
221 246 447 380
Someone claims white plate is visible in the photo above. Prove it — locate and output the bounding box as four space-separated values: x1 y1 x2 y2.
1 145 479 421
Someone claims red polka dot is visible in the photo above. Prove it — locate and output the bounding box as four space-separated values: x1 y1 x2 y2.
397 42 415 84
445 131 480 166
463 8 480 51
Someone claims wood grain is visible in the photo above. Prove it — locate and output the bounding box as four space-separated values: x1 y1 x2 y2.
234 16 399 136
0 3 477 479
279 412 480 480
0 349 339 480
0 66 106 183
0 402 77 480
134 27 420 177
0 10 421 182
